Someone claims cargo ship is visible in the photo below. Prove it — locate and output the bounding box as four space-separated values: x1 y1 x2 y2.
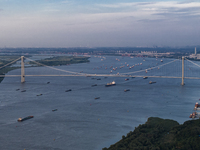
65 89 72 92
189 112 197 118
105 81 116 87
124 89 130 92
17 116 34 122
149 81 156 84
194 102 200 110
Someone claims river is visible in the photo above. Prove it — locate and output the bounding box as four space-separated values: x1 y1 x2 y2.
0 55 199 150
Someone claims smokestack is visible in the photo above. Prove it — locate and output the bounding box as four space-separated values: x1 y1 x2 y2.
195 47 197 55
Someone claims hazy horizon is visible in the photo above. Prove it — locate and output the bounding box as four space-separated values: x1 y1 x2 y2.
0 0 200 48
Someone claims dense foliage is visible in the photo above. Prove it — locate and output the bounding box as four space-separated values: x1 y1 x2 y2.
0 56 20 82
30 56 90 66
103 117 200 150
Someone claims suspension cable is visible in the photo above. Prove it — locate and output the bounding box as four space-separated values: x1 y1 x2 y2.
185 58 200 68
120 59 179 75
0 57 21 70
25 57 180 76
24 57 86 75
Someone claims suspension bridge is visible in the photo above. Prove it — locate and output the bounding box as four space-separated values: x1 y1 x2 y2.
0 55 200 85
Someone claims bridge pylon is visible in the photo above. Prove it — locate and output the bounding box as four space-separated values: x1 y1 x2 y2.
181 56 184 86
21 56 25 83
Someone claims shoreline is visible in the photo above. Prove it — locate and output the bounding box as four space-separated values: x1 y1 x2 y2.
0 67 20 83
0 55 90 83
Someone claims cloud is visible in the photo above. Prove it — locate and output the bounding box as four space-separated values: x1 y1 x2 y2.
96 1 200 19
97 2 155 8
0 1 200 47
50 1 200 30
138 18 166 23
61 0 71 4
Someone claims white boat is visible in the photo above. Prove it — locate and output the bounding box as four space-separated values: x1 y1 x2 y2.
105 81 116 87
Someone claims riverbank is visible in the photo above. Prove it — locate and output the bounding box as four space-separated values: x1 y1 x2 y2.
28 56 90 66
103 117 200 150
0 55 90 83
0 67 20 83
0 55 22 83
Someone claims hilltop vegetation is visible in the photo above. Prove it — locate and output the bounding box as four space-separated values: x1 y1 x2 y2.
103 117 200 150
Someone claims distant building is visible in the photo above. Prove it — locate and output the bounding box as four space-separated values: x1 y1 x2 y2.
195 47 197 55
188 47 200 59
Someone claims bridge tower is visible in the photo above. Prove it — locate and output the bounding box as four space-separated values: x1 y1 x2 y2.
21 56 25 83
181 56 184 86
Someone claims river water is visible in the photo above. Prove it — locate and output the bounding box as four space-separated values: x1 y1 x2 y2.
0 55 200 150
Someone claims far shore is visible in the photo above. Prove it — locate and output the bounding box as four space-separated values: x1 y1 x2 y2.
0 55 90 83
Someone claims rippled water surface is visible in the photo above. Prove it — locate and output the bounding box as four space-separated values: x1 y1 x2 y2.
0 56 200 150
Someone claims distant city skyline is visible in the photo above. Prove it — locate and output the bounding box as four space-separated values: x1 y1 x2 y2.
0 0 200 48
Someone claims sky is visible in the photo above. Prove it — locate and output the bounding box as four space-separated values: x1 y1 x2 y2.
0 0 200 48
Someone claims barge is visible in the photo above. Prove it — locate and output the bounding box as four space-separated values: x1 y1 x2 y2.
18 116 34 122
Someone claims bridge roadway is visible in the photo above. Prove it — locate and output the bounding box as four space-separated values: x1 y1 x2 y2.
1 74 200 80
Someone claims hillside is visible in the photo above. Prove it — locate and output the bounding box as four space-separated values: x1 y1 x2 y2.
103 117 200 150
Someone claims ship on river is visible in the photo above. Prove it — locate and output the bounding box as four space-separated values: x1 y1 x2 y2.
105 81 116 87
17 116 34 122
149 81 156 84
